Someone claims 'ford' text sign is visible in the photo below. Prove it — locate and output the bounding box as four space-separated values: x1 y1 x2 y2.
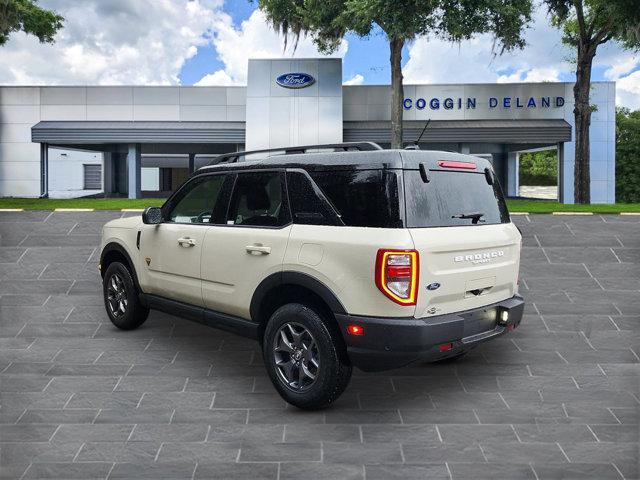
276 73 315 89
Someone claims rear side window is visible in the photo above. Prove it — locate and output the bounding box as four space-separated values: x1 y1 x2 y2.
227 171 290 227
309 170 402 228
404 170 510 227
286 171 341 226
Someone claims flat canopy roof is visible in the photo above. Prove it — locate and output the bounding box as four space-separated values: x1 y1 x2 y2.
32 121 246 144
32 119 571 146
345 119 572 144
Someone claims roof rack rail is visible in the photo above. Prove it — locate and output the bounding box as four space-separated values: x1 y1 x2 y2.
210 141 382 165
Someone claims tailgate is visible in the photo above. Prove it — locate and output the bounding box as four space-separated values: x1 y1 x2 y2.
410 223 521 318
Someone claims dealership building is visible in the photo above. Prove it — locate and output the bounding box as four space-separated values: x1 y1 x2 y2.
0 58 616 203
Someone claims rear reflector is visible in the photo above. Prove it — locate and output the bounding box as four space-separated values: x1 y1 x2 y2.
438 160 476 170
347 325 364 336
375 249 419 306
438 343 453 352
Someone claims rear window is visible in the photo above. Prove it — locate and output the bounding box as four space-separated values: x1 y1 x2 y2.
404 170 510 227
309 170 402 228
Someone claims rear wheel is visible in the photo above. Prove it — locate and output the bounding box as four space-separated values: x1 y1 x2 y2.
263 303 352 410
103 261 149 330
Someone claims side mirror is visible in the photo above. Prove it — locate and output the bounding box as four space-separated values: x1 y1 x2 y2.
142 206 163 224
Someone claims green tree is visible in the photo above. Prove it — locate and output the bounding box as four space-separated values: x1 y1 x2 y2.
544 0 640 204
258 0 532 149
519 150 558 186
616 107 640 203
0 0 64 46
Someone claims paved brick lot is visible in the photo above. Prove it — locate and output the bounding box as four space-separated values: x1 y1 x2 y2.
0 211 638 479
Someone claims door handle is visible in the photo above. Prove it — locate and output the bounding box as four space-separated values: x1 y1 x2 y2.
178 237 196 247
246 245 271 255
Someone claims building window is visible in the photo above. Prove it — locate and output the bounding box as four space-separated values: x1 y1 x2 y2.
83 164 102 190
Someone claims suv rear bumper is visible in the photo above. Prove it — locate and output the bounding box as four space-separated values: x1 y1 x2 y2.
335 294 524 372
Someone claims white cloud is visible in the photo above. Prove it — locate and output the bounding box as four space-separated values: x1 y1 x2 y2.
0 0 223 85
195 70 237 86
196 9 348 86
497 67 561 83
616 70 640 110
604 54 639 81
343 74 364 85
403 9 572 85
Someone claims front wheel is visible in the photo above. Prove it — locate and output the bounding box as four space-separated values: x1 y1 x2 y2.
103 261 149 330
263 303 352 410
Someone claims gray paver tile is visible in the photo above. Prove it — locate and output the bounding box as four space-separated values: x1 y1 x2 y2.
449 462 536 479
238 441 321 462
280 463 365 479
108 461 196 479
22 462 113 479
51 424 134 442
365 464 448 480
402 442 486 463
194 463 278 480
532 462 624 480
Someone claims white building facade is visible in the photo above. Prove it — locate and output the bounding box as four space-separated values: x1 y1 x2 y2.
0 58 616 203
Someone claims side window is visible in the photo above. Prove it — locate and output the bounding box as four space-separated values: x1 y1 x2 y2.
166 175 227 224
227 171 290 227
286 171 340 226
309 170 403 228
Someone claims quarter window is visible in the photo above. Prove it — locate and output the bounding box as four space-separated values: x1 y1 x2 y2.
166 175 227 224
287 171 340 226
309 170 403 228
227 171 289 227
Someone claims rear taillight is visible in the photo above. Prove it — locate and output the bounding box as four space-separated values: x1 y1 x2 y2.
375 249 419 305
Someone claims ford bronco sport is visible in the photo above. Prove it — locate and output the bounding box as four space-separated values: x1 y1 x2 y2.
100 142 524 410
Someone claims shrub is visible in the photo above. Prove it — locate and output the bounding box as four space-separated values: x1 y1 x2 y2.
616 108 640 203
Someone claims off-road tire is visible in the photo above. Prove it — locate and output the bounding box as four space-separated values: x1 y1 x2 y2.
103 261 149 330
263 303 352 410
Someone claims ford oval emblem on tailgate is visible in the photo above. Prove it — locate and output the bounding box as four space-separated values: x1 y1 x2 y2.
276 73 315 89
426 282 441 291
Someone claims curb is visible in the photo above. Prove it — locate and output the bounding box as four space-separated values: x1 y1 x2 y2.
620 212 640 216
54 208 95 212
510 212 529 215
0 208 24 212
552 212 593 215
121 208 145 212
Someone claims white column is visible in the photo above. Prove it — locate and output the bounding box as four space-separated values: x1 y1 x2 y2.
507 151 519 197
127 143 141 199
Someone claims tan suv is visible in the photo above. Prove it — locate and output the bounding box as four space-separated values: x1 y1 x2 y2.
99 142 524 409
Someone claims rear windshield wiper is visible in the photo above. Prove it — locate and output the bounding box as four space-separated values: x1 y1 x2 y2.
451 212 485 224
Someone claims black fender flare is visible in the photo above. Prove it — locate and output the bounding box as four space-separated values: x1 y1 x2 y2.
100 242 143 293
250 271 347 322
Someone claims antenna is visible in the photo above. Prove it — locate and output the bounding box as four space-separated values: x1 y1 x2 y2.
404 119 431 150
414 119 431 146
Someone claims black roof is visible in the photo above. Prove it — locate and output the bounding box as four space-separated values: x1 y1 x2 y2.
197 148 493 173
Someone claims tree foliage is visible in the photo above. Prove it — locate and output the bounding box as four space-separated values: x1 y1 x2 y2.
258 0 532 148
544 0 640 203
546 0 640 50
616 107 640 203
0 0 64 46
519 150 558 186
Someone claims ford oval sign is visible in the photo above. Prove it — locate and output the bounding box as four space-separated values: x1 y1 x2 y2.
276 73 315 89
